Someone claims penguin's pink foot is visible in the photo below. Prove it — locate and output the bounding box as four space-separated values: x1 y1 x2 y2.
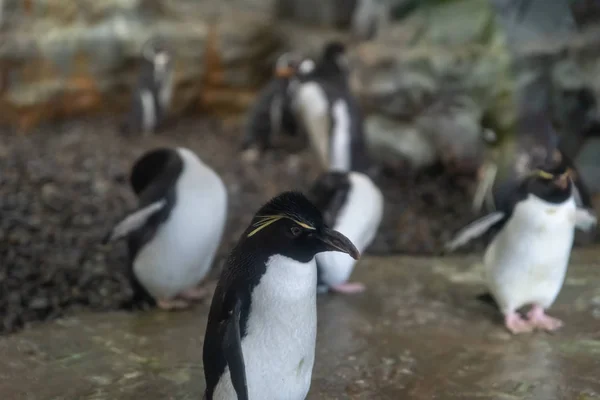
157 298 191 310
330 282 366 294
504 312 533 334
179 285 211 301
527 304 563 332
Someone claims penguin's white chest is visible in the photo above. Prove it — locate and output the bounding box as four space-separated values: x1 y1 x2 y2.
316 173 384 286
214 255 317 400
133 163 227 300
484 195 576 313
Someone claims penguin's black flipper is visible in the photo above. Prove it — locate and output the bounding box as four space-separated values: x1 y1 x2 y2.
222 297 248 400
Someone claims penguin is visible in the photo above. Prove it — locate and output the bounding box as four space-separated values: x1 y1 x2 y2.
103 147 227 310
445 156 597 334
307 171 383 294
121 39 174 135
288 42 371 173
240 52 303 162
202 191 359 400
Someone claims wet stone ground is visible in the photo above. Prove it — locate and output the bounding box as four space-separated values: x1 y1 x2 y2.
1 249 600 399
0 117 477 335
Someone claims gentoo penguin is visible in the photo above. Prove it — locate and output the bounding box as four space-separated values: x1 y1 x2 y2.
103 147 227 310
240 52 303 162
308 171 383 294
288 42 371 173
446 158 597 334
203 191 359 400
121 39 174 135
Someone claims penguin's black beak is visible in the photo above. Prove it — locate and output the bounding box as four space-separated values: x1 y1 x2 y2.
317 227 360 260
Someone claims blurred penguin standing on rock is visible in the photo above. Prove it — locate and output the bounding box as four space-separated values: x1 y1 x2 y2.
308 171 383 294
121 39 174 135
240 52 303 163
203 191 359 400
103 147 227 310
288 41 371 174
446 132 597 334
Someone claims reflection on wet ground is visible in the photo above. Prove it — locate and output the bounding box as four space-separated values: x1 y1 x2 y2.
1 249 600 399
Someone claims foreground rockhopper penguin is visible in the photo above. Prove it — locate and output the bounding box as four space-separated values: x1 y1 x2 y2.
308 171 383 294
103 147 227 310
202 191 359 400
446 157 597 334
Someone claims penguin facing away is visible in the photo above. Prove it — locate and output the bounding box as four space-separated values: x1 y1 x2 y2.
203 191 359 400
103 147 227 310
289 42 371 173
446 158 597 334
308 171 383 294
121 39 174 135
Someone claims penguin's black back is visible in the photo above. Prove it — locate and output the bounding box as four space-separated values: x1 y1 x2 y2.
124 148 184 307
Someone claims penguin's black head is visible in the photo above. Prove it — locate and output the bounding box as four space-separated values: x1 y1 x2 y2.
130 148 182 196
244 191 360 263
525 155 572 201
320 41 349 77
274 52 302 79
142 38 171 70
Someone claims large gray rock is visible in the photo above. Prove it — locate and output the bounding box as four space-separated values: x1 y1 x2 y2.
351 0 508 173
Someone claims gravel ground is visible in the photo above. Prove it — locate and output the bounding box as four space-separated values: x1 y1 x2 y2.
0 116 477 335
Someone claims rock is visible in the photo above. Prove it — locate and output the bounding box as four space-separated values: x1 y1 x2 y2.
365 114 436 170
0 2 283 130
276 0 357 29
365 95 484 172
352 0 508 174
575 138 600 193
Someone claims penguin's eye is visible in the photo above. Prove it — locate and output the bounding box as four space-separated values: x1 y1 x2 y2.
290 226 302 237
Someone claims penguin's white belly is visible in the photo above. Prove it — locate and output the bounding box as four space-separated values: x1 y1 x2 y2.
214 255 317 400
316 173 384 286
484 195 576 313
134 188 226 300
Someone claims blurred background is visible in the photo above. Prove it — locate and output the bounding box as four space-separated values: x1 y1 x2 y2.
1 0 600 336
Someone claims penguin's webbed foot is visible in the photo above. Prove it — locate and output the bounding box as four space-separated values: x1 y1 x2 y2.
179 285 211 301
526 304 563 332
330 282 366 294
504 312 534 334
156 298 191 311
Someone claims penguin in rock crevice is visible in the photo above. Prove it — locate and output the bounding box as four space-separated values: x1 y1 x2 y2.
240 52 304 162
103 147 227 310
202 191 359 400
446 150 597 334
121 39 174 135
288 41 372 174
308 170 383 294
